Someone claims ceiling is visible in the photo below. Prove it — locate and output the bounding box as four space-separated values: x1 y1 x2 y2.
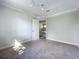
0 0 79 18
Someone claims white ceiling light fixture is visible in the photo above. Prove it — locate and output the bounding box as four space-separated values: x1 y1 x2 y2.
41 8 44 11
29 1 33 7
41 4 45 11
29 4 33 7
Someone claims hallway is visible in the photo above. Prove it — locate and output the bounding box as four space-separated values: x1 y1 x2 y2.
0 40 79 59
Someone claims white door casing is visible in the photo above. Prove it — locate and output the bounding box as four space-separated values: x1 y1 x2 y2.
32 19 39 40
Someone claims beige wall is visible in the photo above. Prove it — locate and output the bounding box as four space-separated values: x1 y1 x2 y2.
0 5 32 49
47 10 79 45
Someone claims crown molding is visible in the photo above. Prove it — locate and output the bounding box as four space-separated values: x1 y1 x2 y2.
47 8 78 18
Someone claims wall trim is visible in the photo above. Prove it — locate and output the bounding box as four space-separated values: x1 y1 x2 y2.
47 39 79 48
0 44 13 50
0 39 31 50
48 8 78 18
0 39 79 50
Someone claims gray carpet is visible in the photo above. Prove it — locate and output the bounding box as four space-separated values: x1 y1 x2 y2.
19 40 79 59
0 40 79 59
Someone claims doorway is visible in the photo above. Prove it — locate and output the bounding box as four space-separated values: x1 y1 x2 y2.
39 20 46 39
32 19 39 40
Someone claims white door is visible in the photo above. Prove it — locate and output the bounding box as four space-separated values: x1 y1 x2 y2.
32 19 39 40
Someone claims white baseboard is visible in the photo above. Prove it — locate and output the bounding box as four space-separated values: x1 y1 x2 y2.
0 44 13 50
0 39 31 50
47 39 79 47
0 39 79 50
